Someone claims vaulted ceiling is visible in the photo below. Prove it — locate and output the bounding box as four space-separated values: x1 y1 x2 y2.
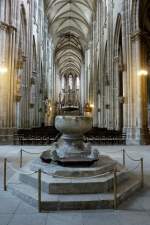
45 0 96 77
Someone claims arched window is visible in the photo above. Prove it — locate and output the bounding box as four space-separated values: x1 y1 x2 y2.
76 76 80 90
62 76 65 89
69 74 73 89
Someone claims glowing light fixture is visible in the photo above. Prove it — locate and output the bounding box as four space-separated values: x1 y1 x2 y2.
137 70 148 76
0 65 8 75
90 104 94 108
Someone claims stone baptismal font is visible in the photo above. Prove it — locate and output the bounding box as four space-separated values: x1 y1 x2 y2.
8 115 141 211
41 116 99 166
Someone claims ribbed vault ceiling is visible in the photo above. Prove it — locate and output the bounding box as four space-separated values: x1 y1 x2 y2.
45 0 96 77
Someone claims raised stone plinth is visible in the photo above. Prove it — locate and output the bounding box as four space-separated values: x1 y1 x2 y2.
7 116 141 211
8 154 141 211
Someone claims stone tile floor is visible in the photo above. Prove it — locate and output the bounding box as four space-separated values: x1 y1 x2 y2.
0 145 150 225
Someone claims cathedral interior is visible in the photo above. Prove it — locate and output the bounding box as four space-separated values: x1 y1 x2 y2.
0 0 150 145
1 0 150 224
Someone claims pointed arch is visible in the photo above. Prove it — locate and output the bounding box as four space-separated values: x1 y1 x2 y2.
114 14 122 58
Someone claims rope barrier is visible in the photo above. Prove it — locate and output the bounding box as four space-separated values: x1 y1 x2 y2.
0 151 144 212
100 149 123 154
2 158 39 196
42 170 114 179
21 149 44 155
0 146 144 214
126 162 141 173
100 148 142 169
19 148 46 168
125 151 141 162
2 158 41 212
7 182 22 185
7 161 38 175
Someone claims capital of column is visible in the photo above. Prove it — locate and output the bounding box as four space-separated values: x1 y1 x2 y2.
130 31 144 41
113 56 119 62
0 21 16 32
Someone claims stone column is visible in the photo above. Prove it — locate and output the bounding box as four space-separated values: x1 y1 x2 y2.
107 0 114 130
121 0 135 144
91 20 98 127
113 56 120 130
0 23 9 128
99 5 105 128
84 49 88 103
130 32 148 144
120 0 130 139
0 21 16 127
80 63 85 112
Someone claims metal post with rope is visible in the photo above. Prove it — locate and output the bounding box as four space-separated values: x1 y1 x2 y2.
3 158 41 211
20 148 23 168
1 148 144 212
113 167 117 209
3 158 7 191
19 148 45 168
140 157 144 188
38 169 42 212
124 150 144 188
122 149 126 166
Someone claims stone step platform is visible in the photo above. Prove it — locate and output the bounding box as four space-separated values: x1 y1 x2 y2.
30 157 118 178
8 173 141 211
19 169 128 194
7 155 142 211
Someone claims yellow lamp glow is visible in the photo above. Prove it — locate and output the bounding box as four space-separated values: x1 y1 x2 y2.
0 66 8 75
137 70 148 76
90 104 94 108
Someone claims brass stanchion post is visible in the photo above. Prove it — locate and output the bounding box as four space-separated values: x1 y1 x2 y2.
140 158 144 188
123 149 125 166
20 149 23 168
38 169 42 212
3 158 7 191
113 168 117 209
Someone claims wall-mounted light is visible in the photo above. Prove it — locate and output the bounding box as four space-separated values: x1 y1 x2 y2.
84 103 93 113
90 104 94 109
0 65 8 75
137 70 148 76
